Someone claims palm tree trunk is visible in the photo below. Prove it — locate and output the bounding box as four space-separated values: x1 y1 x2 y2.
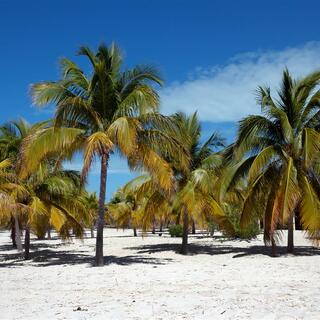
90 227 95 238
10 216 16 248
95 153 109 266
133 228 137 237
180 210 189 254
191 221 196 234
14 214 22 252
152 221 155 234
271 238 277 257
24 224 30 260
287 213 294 253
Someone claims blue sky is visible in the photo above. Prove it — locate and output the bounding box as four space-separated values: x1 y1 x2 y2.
1 0 320 199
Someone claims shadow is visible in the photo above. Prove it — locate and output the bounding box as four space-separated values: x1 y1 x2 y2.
232 245 320 258
0 248 173 268
0 241 66 252
125 242 320 258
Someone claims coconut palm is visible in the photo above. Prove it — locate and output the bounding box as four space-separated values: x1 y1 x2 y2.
0 158 24 250
108 188 141 236
1 158 86 259
122 113 233 254
83 192 99 238
230 68 320 253
0 119 49 248
27 43 182 265
168 112 233 253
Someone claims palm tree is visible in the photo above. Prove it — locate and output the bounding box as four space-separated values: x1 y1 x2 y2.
83 192 99 238
108 188 141 236
231 68 320 253
1 158 86 260
0 158 24 250
121 113 233 254
27 43 181 265
169 112 233 253
0 119 48 249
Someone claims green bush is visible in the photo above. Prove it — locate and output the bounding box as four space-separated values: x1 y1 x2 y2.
168 224 183 237
224 204 260 240
206 221 216 237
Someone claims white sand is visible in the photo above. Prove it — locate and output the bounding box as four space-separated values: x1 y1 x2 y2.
0 228 319 320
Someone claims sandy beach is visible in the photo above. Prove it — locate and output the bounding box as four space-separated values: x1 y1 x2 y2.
0 229 319 320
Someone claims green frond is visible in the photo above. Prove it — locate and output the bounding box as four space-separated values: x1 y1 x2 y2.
248 146 280 181
82 132 113 180
19 127 84 178
107 117 139 155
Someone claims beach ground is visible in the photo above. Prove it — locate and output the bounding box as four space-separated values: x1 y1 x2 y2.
0 228 319 320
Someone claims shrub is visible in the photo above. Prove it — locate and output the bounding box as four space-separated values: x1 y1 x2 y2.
224 204 260 240
168 224 183 237
206 221 216 237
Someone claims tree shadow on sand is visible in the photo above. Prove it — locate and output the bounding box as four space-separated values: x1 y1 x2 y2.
125 242 320 258
0 247 173 268
1 238 319 268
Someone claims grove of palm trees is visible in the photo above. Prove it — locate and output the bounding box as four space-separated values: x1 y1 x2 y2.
1 35 320 320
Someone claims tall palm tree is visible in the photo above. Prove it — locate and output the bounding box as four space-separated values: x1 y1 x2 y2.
231 69 320 253
122 113 233 254
27 43 181 265
169 112 232 253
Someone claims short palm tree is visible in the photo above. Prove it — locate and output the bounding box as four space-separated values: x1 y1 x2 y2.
0 158 24 250
232 68 320 253
108 188 141 236
27 43 180 265
0 119 48 249
83 192 99 238
1 159 86 259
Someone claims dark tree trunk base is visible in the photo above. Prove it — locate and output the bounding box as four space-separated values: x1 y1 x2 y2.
180 210 189 254
191 221 196 234
287 214 294 253
11 217 17 248
24 225 30 260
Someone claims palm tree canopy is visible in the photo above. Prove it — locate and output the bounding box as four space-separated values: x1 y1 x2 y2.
24 43 185 193
229 68 320 242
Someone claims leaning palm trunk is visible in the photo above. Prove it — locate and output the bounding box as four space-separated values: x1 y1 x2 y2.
24 224 30 260
10 217 16 248
287 213 294 253
14 214 23 251
181 210 189 254
95 153 109 266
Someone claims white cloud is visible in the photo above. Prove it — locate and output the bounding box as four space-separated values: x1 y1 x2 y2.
160 42 320 122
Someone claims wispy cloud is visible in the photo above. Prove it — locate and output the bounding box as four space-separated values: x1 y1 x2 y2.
161 42 320 122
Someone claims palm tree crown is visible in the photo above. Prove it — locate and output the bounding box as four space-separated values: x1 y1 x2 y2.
232 68 320 251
